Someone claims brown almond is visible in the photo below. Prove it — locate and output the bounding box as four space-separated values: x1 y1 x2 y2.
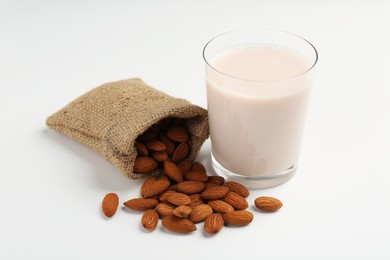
151 150 168 162
176 181 206 194
156 202 175 217
140 175 170 198
207 176 225 186
188 194 204 208
188 204 213 223
101 193 119 218
157 190 177 203
200 186 230 200
166 193 191 206
223 210 254 226
177 160 192 176
159 132 176 157
133 156 158 173
123 198 158 211
162 215 196 233
185 170 208 182
135 141 148 156
207 200 234 214
205 182 219 190
163 161 184 183
172 142 189 162
224 191 248 210
167 126 190 142
224 181 250 198
168 184 177 191
204 213 224 234
144 139 166 151
191 162 206 174
254 196 283 212
173 205 192 218
141 209 159 231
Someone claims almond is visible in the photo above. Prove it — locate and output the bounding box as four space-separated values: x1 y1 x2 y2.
159 132 176 157
191 162 206 174
168 184 177 191
254 196 283 212
163 161 184 182
167 126 190 142
205 182 219 190
204 213 224 234
133 156 158 173
141 209 159 231
166 193 191 206
177 160 192 176
207 176 225 186
224 181 250 198
151 150 168 162
173 205 192 218
224 191 248 210
223 210 253 226
135 141 148 156
162 215 196 233
140 175 170 198
200 186 229 200
207 200 234 214
188 204 213 223
101 193 119 218
123 198 158 211
144 139 166 151
157 190 177 203
172 142 189 162
176 181 206 194
156 202 175 217
188 194 204 208
185 170 208 182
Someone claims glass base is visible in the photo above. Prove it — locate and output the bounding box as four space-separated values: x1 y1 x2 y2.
211 153 296 189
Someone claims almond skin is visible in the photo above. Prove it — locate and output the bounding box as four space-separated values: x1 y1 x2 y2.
188 194 204 207
156 202 176 217
141 209 159 231
164 161 184 183
123 198 158 211
224 191 248 210
191 162 206 174
176 181 206 194
159 132 176 157
223 210 254 226
205 182 219 190
167 126 190 142
188 204 213 223
173 205 192 218
162 215 196 233
144 139 166 151
204 213 224 234
102 193 119 218
254 196 283 212
185 170 208 182
140 175 170 198
207 176 225 186
207 200 234 214
172 142 189 162
200 186 230 200
151 150 168 162
177 160 192 176
158 190 177 203
224 181 250 198
133 156 158 173
166 193 191 206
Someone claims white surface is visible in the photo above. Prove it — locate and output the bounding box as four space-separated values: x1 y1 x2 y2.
1 1 389 259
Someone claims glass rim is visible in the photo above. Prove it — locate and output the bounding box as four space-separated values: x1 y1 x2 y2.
202 28 319 83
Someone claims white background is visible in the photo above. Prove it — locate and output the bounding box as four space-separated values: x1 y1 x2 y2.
1 1 390 259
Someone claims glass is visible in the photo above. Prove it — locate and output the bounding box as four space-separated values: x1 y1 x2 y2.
203 29 318 188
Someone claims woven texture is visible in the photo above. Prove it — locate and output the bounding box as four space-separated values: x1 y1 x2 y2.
46 78 209 179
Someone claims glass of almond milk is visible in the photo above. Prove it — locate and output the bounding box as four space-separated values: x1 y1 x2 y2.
203 29 318 188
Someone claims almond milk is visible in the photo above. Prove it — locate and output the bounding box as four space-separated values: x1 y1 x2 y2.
206 44 313 177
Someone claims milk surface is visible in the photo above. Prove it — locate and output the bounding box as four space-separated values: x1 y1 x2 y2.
206 44 312 176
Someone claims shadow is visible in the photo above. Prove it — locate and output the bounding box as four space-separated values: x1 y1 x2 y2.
42 128 140 191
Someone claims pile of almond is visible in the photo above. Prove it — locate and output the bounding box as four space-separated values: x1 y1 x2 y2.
101 118 283 234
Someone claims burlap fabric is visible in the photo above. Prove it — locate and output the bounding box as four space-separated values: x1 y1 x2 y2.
46 78 209 179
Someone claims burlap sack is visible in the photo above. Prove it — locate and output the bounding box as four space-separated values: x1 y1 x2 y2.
46 78 209 179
